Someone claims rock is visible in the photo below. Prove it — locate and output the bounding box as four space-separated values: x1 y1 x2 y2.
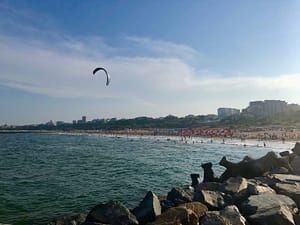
132 191 161 225
247 179 275 195
219 205 247 225
149 207 198 225
193 190 229 210
47 213 87 225
166 187 193 205
177 202 208 218
291 156 300 175
219 151 293 181
85 200 138 225
270 166 290 174
273 182 300 209
194 182 221 192
200 212 231 225
220 176 248 195
241 193 298 225
271 174 300 184
159 200 174 213
292 142 300 156
190 173 200 186
201 163 219 183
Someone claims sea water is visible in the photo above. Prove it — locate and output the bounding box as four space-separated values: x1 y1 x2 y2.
0 133 295 225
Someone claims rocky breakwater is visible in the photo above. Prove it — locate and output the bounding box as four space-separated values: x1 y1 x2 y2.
47 142 300 225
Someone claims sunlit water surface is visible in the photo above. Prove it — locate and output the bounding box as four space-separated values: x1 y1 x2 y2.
0 133 294 224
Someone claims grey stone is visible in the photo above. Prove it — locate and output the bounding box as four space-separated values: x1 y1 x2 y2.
132 191 161 225
166 187 193 205
219 205 247 225
271 174 300 184
220 176 248 195
273 182 300 209
85 200 138 225
291 156 300 175
247 179 275 195
47 213 87 225
241 193 298 225
292 142 300 156
193 190 229 210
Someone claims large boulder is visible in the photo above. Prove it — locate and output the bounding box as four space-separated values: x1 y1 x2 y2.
220 176 248 195
241 193 298 225
200 212 231 225
166 187 193 205
292 142 300 156
291 156 300 175
178 202 208 218
47 213 87 225
247 179 275 195
271 174 300 183
273 182 300 209
219 176 248 204
85 200 138 225
218 205 247 225
149 207 198 225
132 191 161 225
193 190 230 210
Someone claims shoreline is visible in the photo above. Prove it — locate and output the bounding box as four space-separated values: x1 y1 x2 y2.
1 128 300 143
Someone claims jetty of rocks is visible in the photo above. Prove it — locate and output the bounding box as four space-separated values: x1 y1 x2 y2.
45 142 300 225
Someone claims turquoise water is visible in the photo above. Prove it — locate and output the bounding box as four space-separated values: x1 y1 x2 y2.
0 133 294 225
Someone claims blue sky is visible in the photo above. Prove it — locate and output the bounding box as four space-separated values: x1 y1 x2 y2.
1 0 300 125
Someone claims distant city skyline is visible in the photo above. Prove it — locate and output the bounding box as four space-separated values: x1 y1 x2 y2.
1 1 300 125
1 99 299 127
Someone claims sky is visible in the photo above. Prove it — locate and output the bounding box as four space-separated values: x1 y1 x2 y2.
1 0 300 125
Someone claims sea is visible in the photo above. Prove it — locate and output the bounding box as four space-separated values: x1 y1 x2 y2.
0 133 295 225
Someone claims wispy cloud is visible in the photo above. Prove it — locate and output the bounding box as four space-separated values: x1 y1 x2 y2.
0 33 299 115
125 36 203 63
0 2 299 118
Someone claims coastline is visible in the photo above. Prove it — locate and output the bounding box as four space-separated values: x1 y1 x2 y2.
1 128 300 143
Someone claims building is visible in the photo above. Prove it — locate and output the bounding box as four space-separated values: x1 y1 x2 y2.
56 121 65 126
217 108 240 120
242 100 300 118
77 116 87 124
288 104 300 112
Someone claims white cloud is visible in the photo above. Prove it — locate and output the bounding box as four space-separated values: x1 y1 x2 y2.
0 33 299 118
